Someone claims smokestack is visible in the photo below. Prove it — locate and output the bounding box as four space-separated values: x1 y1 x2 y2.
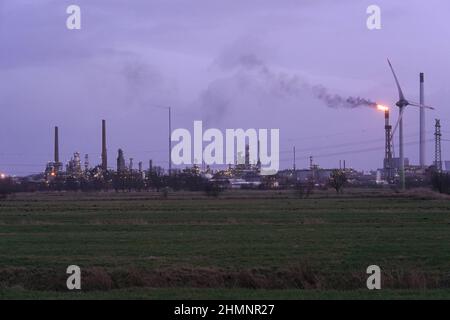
101 120 107 171
129 158 133 171
117 149 125 172
149 159 153 173
245 144 250 168
54 126 59 164
293 146 296 171
419 73 425 167
257 140 261 170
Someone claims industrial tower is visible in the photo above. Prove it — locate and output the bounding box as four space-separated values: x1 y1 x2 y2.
117 149 126 173
419 73 426 167
54 126 62 172
383 108 393 182
434 119 442 172
84 154 89 173
101 120 107 172
54 126 59 165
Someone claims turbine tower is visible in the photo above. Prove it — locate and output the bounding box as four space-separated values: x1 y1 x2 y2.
387 59 435 190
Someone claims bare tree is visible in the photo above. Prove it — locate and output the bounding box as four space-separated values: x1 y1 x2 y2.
329 169 347 193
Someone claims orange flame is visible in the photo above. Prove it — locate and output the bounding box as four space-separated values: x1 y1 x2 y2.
377 104 389 112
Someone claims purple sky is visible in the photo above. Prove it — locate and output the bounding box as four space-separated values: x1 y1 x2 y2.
1 0 449 175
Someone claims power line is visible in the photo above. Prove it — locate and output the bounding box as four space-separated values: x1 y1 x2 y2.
280 139 433 161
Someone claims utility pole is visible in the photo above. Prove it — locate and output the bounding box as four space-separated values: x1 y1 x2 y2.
435 119 442 172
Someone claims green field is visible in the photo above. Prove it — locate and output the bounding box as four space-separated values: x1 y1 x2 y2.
0 189 449 299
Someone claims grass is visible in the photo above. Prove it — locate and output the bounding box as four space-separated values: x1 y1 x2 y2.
2 287 450 300
0 189 449 299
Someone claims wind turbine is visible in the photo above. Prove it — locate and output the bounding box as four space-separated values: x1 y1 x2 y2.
387 59 435 189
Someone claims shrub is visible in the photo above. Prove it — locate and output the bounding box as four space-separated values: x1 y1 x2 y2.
431 171 450 194
204 182 223 198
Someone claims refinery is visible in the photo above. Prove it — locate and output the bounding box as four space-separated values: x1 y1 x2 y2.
0 66 449 194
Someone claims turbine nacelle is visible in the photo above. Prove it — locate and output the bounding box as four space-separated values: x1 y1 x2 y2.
395 99 409 108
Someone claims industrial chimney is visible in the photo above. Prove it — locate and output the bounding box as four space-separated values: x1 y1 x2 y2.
101 120 107 171
149 159 153 173
117 149 126 172
129 158 134 171
257 140 261 170
245 144 250 168
54 126 59 164
84 154 89 173
419 73 425 167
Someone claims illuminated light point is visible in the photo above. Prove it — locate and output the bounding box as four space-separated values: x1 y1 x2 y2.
377 104 389 112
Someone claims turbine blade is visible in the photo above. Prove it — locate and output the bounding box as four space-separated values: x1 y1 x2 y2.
387 59 406 101
391 107 405 141
408 101 435 110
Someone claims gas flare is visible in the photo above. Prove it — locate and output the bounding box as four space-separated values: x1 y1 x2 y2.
377 104 389 112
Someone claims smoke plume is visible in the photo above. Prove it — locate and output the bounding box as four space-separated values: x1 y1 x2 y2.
311 85 377 109
200 50 377 124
